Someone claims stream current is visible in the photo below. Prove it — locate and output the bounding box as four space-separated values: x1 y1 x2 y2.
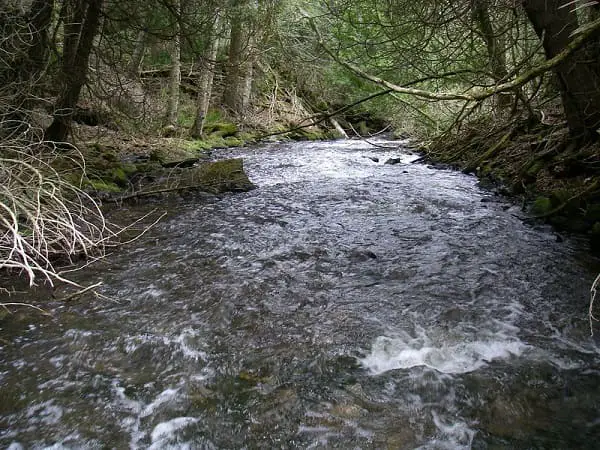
2 139 600 449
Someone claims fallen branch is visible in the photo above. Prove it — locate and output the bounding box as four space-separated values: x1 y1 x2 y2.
57 281 103 302
0 302 50 315
114 182 222 201
254 89 393 140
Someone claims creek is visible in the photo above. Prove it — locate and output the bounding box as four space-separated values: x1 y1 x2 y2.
1 139 600 449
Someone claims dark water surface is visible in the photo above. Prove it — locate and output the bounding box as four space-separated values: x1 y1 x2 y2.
2 139 600 449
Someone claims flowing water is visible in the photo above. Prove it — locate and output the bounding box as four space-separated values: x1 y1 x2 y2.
2 139 600 449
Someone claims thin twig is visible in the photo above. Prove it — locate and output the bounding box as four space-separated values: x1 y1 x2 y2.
56 281 103 302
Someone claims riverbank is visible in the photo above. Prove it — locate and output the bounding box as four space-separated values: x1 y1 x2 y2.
0 116 338 296
61 120 335 200
421 119 600 252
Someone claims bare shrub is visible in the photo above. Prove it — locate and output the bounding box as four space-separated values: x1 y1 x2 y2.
0 120 118 291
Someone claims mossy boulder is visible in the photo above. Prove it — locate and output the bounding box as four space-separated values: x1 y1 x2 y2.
150 145 199 166
532 196 552 216
85 179 122 193
182 158 255 193
204 122 238 137
110 167 129 187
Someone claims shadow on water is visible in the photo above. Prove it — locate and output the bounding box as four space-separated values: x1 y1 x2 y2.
2 139 600 449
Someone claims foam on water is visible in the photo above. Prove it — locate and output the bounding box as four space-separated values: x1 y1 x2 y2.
148 417 199 450
361 333 527 375
415 411 477 450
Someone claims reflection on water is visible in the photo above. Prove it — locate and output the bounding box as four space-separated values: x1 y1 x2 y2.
1 139 600 449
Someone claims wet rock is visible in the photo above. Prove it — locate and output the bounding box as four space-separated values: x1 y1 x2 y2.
161 158 199 169
179 158 256 193
363 156 379 163
427 163 452 170
349 249 377 262
384 158 402 165
150 145 199 166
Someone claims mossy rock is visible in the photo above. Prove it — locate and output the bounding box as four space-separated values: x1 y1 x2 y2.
182 158 255 193
85 179 122 193
224 136 245 147
531 196 552 216
203 135 227 148
110 167 129 187
237 131 257 142
204 122 238 137
150 146 199 165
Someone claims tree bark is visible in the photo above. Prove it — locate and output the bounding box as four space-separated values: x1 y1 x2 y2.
45 0 103 143
522 0 600 141
472 0 512 109
166 0 182 126
24 0 53 80
128 28 147 77
192 11 220 138
222 9 246 114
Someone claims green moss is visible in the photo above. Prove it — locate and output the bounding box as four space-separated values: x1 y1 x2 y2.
204 135 227 148
85 179 122 193
150 146 199 164
186 158 255 193
109 167 128 187
224 136 245 147
177 109 196 128
122 163 138 176
182 139 211 152
237 131 256 142
532 196 552 216
204 122 238 137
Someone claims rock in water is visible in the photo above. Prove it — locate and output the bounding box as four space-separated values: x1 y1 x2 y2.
184 158 256 193
384 158 402 165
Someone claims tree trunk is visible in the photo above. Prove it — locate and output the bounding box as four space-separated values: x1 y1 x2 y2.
523 0 600 141
192 12 220 138
472 0 512 110
128 28 147 77
166 0 181 126
24 0 53 80
45 0 103 143
241 46 255 112
222 10 246 114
